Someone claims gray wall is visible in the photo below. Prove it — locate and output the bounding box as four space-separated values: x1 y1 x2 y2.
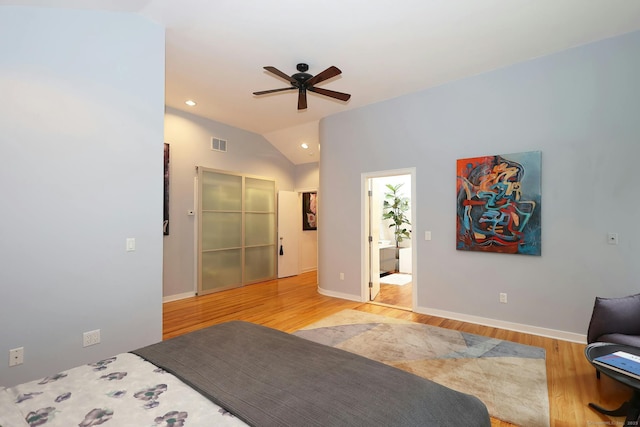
295 162 319 272
0 7 165 386
163 108 297 298
295 162 320 190
319 30 640 339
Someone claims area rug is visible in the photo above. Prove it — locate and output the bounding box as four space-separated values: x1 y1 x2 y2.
380 273 412 286
294 309 549 427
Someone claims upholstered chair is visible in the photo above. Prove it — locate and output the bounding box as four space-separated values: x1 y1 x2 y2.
587 293 640 347
587 293 640 378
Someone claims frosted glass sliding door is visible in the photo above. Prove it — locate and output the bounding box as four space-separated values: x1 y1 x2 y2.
245 177 276 282
197 168 276 295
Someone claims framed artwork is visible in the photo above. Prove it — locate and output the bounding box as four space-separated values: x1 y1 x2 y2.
302 192 317 230
163 143 170 235
456 151 541 255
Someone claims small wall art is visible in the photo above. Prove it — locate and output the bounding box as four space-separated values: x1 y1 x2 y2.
456 151 541 255
302 191 317 230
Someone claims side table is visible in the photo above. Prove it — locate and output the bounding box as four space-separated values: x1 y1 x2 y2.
585 342 640 426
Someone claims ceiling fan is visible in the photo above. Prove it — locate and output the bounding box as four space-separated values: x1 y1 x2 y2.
253 63 351 110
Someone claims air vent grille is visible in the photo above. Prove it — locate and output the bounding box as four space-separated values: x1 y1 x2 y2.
211 137 227 152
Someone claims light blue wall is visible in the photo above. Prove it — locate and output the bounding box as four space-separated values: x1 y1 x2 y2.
295 162 319 191
319 30 640 338
0 7 165 386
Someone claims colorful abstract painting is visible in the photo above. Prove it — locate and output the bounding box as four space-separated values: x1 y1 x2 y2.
456 151 541 255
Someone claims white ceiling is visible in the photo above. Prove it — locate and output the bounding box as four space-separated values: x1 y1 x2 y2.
4 1 640 164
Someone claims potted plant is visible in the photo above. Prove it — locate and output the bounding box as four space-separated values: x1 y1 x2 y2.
382 183 411 252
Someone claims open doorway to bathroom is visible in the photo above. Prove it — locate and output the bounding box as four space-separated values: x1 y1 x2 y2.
363 169 415 310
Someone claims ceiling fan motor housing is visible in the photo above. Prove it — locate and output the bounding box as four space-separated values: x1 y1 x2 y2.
293 72 312 86
292 63 312 86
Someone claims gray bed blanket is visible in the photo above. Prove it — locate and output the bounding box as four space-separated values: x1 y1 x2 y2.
132 321 490 427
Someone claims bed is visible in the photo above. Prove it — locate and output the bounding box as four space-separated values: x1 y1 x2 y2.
1 321 490 426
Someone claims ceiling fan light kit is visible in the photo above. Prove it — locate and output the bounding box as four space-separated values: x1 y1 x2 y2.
253 63 351 110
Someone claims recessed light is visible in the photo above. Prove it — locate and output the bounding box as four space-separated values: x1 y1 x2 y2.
185 100 197 107
301 143 309 149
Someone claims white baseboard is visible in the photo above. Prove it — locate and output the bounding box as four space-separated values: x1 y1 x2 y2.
162 285 586 343
317 286 362 302
415 306 587 344
163 291 196 303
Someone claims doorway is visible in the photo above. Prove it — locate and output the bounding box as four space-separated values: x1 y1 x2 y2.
363 169 415 310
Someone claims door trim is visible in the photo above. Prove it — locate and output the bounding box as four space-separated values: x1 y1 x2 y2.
360 168 417 310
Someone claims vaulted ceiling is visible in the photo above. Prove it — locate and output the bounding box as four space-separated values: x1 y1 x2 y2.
3 0 640 164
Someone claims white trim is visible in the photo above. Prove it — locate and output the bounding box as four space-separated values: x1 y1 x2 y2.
163 292 196 303
294 186 318 193
361 168 417 307
317 286 364 302
360 175 370 302
193 175 199 293
415 306 587 344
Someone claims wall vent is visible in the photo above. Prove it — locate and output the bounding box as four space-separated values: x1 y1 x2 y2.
211 137 227 152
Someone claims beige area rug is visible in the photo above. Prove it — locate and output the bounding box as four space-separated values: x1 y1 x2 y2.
294 309 550 427
380 273 412 286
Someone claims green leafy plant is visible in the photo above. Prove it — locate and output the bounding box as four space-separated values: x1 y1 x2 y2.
382 183 411 248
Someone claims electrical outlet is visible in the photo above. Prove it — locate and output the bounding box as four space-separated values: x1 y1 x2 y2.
499 293 508 304
9 347 24 367
339 272 345 280
83 330 101 347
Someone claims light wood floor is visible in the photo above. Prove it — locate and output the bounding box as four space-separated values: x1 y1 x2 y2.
164 271 632 427
373 281 413 308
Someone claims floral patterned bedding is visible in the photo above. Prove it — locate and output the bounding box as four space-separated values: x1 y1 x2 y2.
0 353 248 427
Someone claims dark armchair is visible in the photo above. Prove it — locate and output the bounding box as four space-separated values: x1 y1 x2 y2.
587 293 640 347
587 293 640 379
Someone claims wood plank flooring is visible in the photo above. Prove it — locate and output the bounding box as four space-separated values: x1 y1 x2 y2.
163 271 633 427
373 281 413 308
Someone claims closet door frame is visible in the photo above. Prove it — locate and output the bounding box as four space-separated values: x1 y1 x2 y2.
197 167 277 295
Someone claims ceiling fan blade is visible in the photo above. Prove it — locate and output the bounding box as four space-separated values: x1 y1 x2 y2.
307 86 351 102
264 66 297 84
306 66 342 87
253 87 296 96
298 89 307 110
